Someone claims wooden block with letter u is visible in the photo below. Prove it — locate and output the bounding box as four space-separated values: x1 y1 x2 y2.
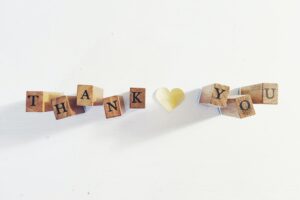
220 95 256 119
240 83 278 104
52 96 85 120
103 96 125 118
26 91 63 112
199 83 230 107
77 84 103 106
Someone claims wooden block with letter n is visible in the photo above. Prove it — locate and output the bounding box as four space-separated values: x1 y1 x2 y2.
220 95 256 119
199 83 230 107
240 83 278 104
52 96 85 120
77 84 103 106
130 87 146 109
26 91 63 112
103 96 125 118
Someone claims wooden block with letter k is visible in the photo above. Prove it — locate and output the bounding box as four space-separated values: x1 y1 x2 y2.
77 84 103 106
52 96 85 120
240 83 278 104
103 96 125 118
26 91 63 112
130 87 146 109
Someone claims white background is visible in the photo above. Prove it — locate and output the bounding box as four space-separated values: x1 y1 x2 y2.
0 0 299 199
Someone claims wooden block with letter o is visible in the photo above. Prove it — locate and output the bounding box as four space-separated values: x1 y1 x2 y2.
26 91 63 112
240 83 278 104
52 96 85 120
199 83 230 107
103 96 125 118
77 84 103 106
220 95 256 119
130 87 146 109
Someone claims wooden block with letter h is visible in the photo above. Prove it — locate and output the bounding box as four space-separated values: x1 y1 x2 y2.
199 83 230 107
26 91 63 112
103 96 125 118
77 84 103 106
52 96 85 120
240 83 278 104
220 95 256 119
130 87 146 109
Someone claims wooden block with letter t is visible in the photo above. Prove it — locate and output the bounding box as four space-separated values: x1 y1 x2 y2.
77 84 103 106
103 96 125 118
199 83 230 107
52 96 85 120
26 91 63 112
130 87 146 109
220 95 256 119
240 83 278 104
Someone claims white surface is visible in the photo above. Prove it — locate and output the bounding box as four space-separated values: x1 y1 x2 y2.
0 0 299 199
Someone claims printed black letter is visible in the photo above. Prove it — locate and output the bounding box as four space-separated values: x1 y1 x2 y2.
107 100 118 112
214 88 226 99
240 100 250 110
28 95 39 106
55 103 68 114
81 90 90 100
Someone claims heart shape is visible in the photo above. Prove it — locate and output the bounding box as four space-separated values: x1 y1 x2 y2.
155 88 185 112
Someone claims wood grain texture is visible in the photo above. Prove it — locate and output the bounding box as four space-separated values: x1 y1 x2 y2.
103 96 125 119
199 83 230 107
240 83 278 104
130 88 146 109
26 91 63 112
77 85 103 106
52 96 85 120
220 95 256 119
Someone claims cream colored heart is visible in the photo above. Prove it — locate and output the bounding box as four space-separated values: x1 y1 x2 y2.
155 88 185 112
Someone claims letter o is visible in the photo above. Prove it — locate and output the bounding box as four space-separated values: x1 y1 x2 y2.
240 100 250 110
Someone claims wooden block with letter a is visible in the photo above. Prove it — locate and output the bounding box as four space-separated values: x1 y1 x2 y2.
130 87 146 109
26 91 63 112
240 83 278 104
77 84 103 106
103 96 125 118
199 83 230 107
52 96 85 120
220 95 256 119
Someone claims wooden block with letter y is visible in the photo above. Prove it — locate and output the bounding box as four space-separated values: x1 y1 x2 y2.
52 96 85 120
130 87 146 109
240 83 278 104
26 91 63 112
77 84 103 106
199 83 230 107
103 96 125 118
220 95 256 119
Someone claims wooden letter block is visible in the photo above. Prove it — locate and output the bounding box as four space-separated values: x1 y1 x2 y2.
26 91 63 112
130 87 146 109
240 83 278 104
52 96 85 120
220 95 256 119
77 85 103 106
199 83 230 107
103 96 125 118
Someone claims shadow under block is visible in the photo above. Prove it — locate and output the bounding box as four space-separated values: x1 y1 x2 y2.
52 96 85 120
240 83 278 104
130 87 146 109
199 83 230 107
77 85 103 106
103 96 125 118
26 91 63 112
220 95 256 119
